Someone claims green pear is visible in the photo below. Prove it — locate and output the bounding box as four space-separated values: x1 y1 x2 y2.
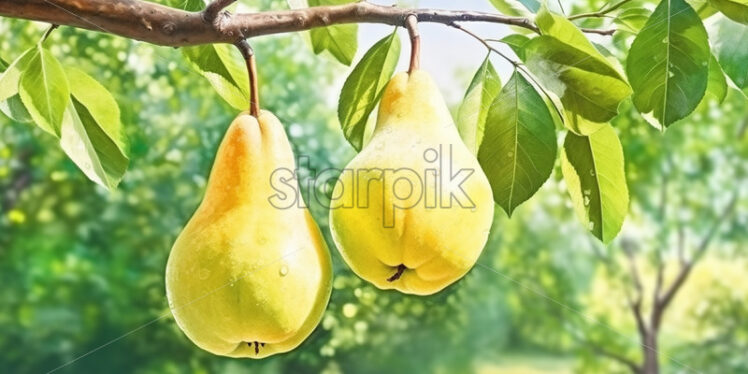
165 111 332 358
329 70 495 295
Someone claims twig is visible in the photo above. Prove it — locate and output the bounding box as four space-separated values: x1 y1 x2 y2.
571 333 642 374
557 0 566 16
581 27 617 36
620 239 648 340
676 223 686 264
653 192 739 327
568 0 633 20
448 22 519 66
202 0 236 23
591 345 642 374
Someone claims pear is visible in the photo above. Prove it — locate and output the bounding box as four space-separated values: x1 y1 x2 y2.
165 111 332 358
329 70 494 295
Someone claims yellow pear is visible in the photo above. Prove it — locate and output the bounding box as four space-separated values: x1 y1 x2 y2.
165 111 332 358
329 70 494 295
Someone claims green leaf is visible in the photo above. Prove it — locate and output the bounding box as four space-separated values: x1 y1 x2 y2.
0 95 33 123
489 0 535 16
180 0 205 11
477 71 557 216
524 36 631 123
182 43 249 111
518 68 569 130
519 0 541 12
19 45 69 136
626 0 710 129
59 68 129 190
567 112 607 136
456 56 502 155
614 8 652 33
500 34 531 60
714 17 748 90
0 49 35 103
60 100 129 190
0 53 33 123
308 0 358 65
525 7 631 123
337 30 400 151
561 125 628 243
686 0 719 18
66 67 129 154
711 0 748 24
535 6 604 58
703 54 728 104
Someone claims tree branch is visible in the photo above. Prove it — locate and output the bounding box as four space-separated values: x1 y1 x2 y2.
0 0 541 47
203 0 236 24
652 192 739 327
590 343 642 374
0 0 617 47
581 27 616 36
621 239 648 340
568 0 633 20
570 331 642 374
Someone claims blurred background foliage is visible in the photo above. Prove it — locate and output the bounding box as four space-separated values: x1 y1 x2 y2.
1 0 746 373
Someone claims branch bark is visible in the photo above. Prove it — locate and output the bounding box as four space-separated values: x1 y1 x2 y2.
591 344 643 374
203 0 236 24
621 240 648 341
0 0 541 47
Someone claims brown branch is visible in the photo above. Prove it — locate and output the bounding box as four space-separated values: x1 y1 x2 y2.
621 239 648 340
202 0 236 23
569 331 642 373
652 192 739 327
652 261 664 299
587 340 642 374
568 0 634 20
581 27 616 36
0 0 617 47
0 0 541 47
449 23 519 66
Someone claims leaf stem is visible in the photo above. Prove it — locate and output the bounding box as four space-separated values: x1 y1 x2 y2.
40 24 58 44
451 24 567 124
235 39 260 117
449 23 519 67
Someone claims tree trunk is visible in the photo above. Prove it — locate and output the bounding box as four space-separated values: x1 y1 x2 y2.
642 331 659 374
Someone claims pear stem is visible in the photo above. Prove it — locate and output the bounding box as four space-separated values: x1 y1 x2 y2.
235 39 260 117
405 15 420 74
386 264 407 282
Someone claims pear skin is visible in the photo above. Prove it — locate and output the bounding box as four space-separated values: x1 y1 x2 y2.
329 70 495 295
165 111 332 358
